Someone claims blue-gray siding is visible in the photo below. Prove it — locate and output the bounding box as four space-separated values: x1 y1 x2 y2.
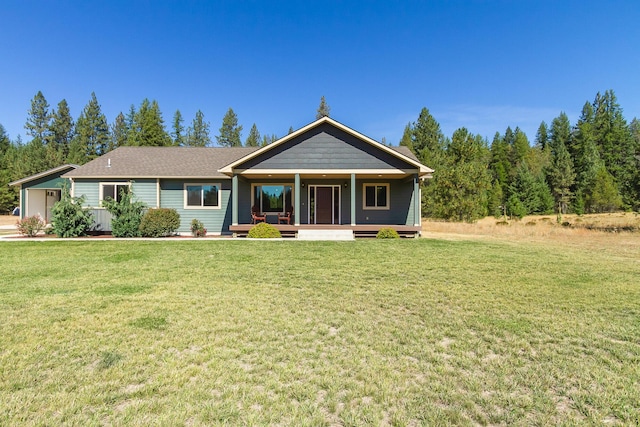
239 123 414 170
160 179 232 234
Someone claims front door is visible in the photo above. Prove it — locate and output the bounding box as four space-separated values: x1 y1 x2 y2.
309 185 340 225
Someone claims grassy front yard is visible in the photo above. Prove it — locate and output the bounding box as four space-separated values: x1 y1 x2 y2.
1 239 639 425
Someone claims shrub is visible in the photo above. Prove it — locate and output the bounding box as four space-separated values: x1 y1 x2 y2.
102 187 146 237
190 219 207 237
376 227 400 239
16 215 45 237
139 208 181 237
247 222 281 238
50 184 94 238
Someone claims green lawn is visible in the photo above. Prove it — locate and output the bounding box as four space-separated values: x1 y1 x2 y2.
1 239 638 425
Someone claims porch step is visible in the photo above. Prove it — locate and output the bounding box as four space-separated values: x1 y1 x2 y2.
297 229 354 241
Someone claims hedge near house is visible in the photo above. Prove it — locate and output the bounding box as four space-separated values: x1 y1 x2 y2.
139 208 181 237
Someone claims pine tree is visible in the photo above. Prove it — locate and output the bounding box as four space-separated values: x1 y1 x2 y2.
216 108 243 147
592 90 636 208
110 112 128 152
0 124 18 213
245 123 260 147
316 96 330 119
399 123 414 153
172 110 185 146
489 131 511 192
510 127 530 168
590 165 623 212
535 121 549 150
411 107 445 167
547 136 576 215
186 110 211 147
47 99 74 164
69 92 110 164
509 162 554 215
429 128 491 222
127 99 172 146
25 91 51 144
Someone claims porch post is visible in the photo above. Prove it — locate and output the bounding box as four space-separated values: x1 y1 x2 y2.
232 174 238 226
350 173 356 226
294 173 300 226
414 174 421 226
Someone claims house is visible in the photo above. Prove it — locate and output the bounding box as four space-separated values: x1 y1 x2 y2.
9 164 79 222
17 117 433 237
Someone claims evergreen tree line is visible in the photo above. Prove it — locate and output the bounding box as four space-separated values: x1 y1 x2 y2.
0 91 280 213
400 90 640 221
2 90 639 218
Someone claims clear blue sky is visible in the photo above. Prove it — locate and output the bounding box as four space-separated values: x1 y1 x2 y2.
1 1 639 146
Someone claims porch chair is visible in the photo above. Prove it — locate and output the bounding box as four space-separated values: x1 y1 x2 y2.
251 205 266 224
278 207 293 225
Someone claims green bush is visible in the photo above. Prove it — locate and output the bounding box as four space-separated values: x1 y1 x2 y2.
102 187 146 237
50 184 94 238
376 227 400 239
139 208 181 237
247 222 281 238
16 215 46 237
190 219 207 237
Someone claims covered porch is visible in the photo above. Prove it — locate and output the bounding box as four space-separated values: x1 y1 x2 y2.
228 171 422 238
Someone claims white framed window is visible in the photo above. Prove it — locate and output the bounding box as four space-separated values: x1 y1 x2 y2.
363 183 390 210
184 183 221 209
100 182 130 205
251 184 293 213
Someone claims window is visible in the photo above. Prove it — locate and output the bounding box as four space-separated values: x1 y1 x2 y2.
363 183 389 210
252 184 293 213
184 184 221 209
100 183 129 204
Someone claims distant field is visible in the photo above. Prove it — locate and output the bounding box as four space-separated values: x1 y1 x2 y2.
1 238 638 425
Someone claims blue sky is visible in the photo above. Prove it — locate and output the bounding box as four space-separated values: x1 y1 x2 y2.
1 1 639 146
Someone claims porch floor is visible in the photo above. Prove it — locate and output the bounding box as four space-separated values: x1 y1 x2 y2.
230 223 421 238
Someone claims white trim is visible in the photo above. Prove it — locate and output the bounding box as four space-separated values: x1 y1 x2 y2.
183 183 222 210
99 182 131 205
18 185 23 217
24 187 28 217
218 117 434 176
70 178 75 198
156 178 160 208
362 183 390 210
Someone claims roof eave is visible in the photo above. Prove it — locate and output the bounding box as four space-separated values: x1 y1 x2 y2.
9 164 79 186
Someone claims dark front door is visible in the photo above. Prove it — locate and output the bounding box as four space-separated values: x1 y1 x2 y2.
315 186 333 224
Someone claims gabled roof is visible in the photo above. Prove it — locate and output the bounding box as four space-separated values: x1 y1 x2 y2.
9 164 79 186
218 116 434 176
63 146 259 179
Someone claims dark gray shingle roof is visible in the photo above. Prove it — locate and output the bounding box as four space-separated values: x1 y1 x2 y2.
63 146 259 179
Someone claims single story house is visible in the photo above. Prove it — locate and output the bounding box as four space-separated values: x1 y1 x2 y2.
13 117 433 237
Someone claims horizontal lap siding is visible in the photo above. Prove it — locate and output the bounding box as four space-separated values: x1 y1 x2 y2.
160 179 232 234
356 180 414 225
240 124 412 170
74 180 101 207
132 180 157 207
